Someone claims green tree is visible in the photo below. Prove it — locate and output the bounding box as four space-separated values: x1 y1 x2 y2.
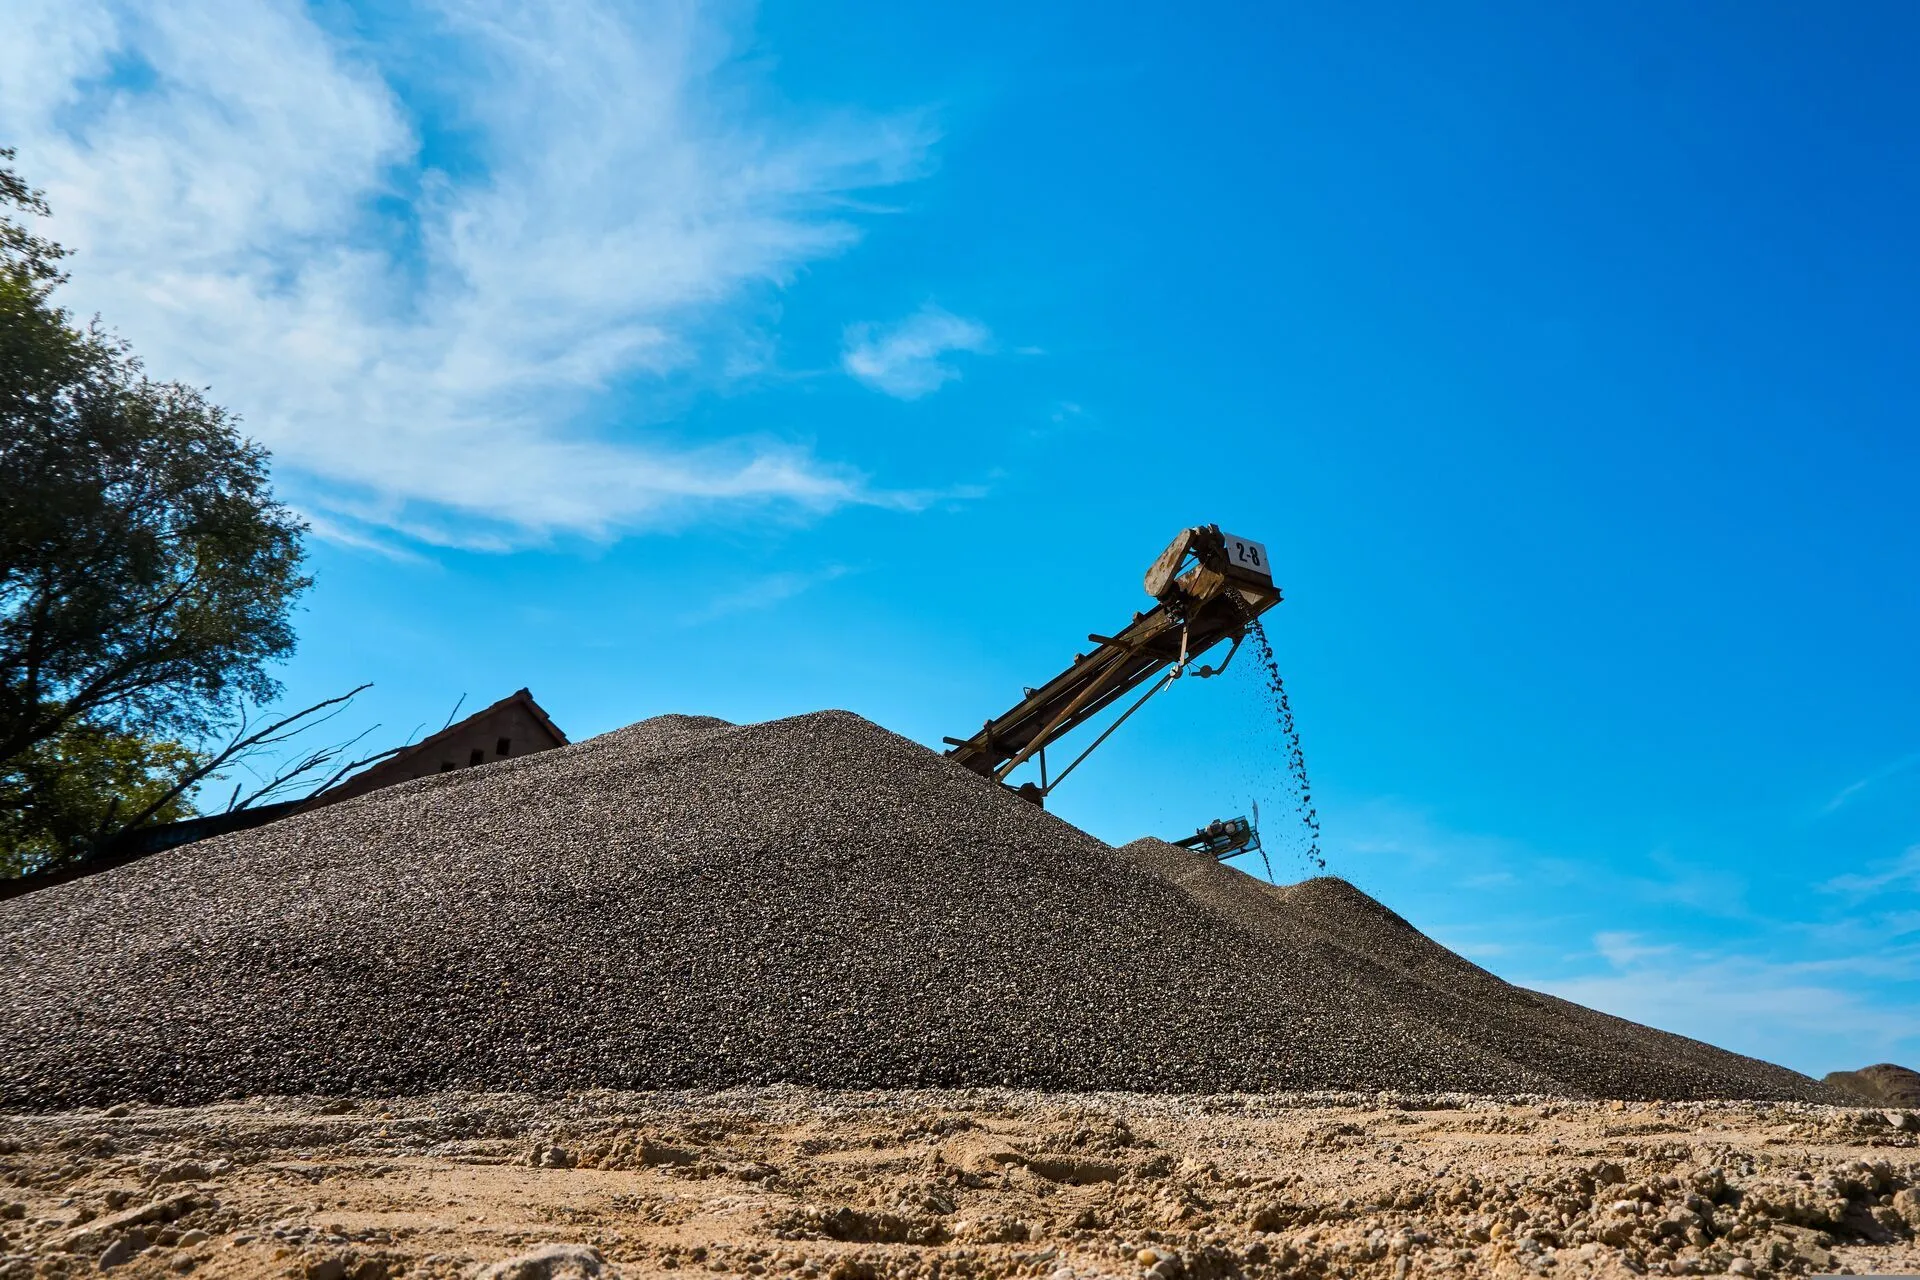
0 726 204 879
0 150 311 870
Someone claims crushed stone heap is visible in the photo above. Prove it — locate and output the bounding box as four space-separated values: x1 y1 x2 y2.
1826 1063 1920 1106
1116 838 1833 1104
0 711 1835 1108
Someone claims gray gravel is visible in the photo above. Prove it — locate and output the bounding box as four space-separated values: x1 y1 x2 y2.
0 710 1835 1108
1116 837 1841 1103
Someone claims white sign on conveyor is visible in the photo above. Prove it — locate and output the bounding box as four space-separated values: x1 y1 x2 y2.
1222 533 1271 578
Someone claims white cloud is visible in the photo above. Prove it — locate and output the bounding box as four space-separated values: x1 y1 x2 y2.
1823 845 1920 898
680 563 854 625
1820 752 1920 814
1427 935 1510 960
1321 797 1568 881
0 0 937 548
1316 798 1920 1074
842 304 990 399
1591 930 1678 968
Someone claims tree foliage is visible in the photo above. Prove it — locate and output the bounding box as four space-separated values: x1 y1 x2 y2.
0 149 312 869
0 726 203 879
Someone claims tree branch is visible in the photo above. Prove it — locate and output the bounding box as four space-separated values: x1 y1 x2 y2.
106 684 373 838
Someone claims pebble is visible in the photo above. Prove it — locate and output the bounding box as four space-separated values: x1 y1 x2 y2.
0 711 1839 1107
477 1241 608 1278
1116 838 1840 1103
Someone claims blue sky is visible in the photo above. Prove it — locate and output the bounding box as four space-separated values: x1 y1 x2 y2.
5 0 1917 1078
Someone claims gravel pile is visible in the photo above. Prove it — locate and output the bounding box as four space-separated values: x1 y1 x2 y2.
1117 838 1836 1102
0 711 1834 1108
1826 1063 1920 1106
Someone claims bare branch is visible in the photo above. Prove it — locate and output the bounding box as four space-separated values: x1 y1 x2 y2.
106 684 373 838
229 720 384 810
298 742 409 803
227 749 334 812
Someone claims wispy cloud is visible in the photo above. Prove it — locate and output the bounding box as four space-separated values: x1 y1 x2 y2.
1428 935 1511 960
1822 845 1920 898
1528 933 1920 1075
1 0 938 549
842 304 991 399
1591 930 1679 968
680 563 855 625
1322 797 1574 883
1320 796 1920 1075
1820 751 1920 815
296 511 433 566
1630 846 1754 918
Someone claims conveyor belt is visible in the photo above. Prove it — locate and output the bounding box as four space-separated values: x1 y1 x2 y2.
943 525 1280 801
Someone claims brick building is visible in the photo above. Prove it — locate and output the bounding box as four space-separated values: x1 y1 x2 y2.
4 689 572 899
313 687 569 807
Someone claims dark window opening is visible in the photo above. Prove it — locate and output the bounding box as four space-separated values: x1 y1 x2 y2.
469 747 486 766
496 736 511 757
439 761 457 772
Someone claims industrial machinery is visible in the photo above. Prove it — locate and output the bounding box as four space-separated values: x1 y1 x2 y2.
1171 806 1275 879
1174 814 1260 860
944 524 1281 805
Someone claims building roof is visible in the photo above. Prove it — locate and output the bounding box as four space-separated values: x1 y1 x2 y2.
305 687 569 808
395 687 570 761
4 688 571 899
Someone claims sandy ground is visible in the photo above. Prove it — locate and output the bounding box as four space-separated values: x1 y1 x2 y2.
2 1090 1917 1280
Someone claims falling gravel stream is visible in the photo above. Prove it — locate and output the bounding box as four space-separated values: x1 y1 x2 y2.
1241 616 1325 871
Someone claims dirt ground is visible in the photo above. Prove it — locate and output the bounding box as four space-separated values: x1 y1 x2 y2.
3 1089 1917 1280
